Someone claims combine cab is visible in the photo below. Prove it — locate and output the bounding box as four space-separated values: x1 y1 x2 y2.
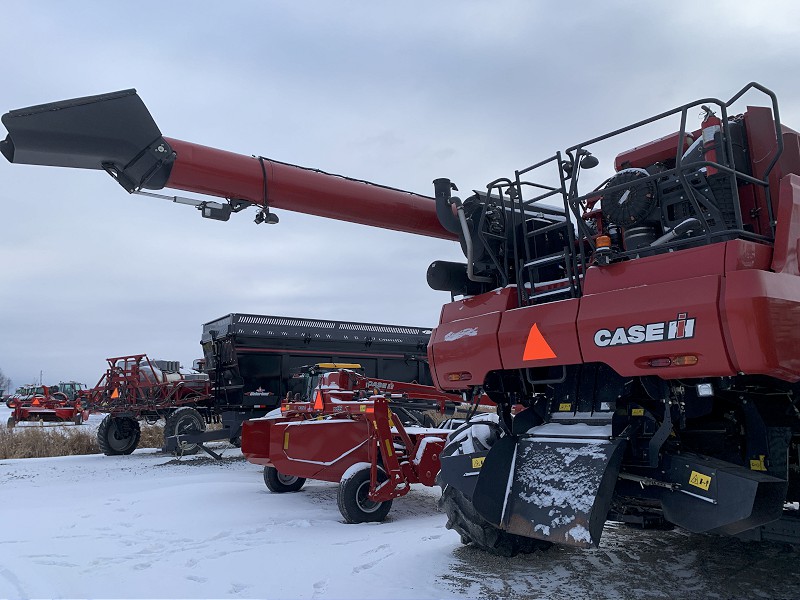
3 82 799 550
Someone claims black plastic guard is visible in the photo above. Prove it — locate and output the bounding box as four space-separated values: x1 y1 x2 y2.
474 433 626 548
1 89 173 191
438 449 490 502
660 452 788 535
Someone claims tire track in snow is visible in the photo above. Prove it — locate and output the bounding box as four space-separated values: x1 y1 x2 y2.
0 566 29 599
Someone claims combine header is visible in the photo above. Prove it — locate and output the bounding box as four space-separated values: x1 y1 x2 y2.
3 82 799 552
243 363 459 522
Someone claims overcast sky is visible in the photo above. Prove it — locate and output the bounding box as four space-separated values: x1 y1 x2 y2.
2 0 800 389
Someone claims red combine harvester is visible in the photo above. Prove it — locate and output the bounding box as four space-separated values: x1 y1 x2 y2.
6 383 88 428
242 363 460 522
3 82 799 553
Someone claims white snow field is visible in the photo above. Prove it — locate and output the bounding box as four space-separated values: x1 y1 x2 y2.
1 411 799 599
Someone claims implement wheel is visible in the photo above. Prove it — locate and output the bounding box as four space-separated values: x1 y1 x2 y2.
263 466 306 493
337 466 392 524
6 416 15 429
97 415 141 456
164 407 206 455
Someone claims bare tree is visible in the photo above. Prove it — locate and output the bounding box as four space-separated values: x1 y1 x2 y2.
0 367 8 395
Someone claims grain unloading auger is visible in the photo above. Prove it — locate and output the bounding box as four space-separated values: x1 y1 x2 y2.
3 83 799 554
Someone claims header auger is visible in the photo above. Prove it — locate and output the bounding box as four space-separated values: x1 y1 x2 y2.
3 82 799 553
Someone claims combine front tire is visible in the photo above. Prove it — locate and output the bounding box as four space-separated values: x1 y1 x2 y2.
439 484 551 557
97 415 141 456
164 407 206 455
337 466 392 524
263 466 306 492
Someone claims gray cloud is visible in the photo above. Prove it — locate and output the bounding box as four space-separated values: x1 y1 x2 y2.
2 0 800 386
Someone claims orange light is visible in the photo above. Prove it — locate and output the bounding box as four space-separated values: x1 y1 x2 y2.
446 372 472 381
672 355 698 366
596 235 612 249
648 357 672 367
647 355 698 368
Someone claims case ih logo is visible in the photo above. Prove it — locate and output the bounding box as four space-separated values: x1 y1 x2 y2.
594 313 695 347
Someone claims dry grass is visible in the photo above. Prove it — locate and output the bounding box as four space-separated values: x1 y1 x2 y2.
0 422 166 459
0 426 100 459
139 424 165 448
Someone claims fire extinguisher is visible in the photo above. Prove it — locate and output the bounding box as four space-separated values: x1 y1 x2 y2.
701 105 722 176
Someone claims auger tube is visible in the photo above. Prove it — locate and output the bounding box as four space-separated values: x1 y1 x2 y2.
0 89 458 240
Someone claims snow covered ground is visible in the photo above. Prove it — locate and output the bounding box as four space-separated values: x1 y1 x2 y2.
1 408 798 599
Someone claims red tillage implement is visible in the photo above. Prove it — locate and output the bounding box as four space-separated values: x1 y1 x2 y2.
6 385 88 428
242 367 457 523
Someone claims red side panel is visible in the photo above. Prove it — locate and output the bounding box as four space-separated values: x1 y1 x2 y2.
579 274 735 378
498 299 582 370
721 269 800 381
724 239 773 272
241 418 272 464
614 131 694 171
430 287 519 390
771 174 800 276
430 311 503 390
582 243 728 295
269 420 372 481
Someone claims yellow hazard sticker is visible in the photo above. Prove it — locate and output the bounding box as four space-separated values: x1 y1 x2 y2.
283 431 290 450
360 404 367 412
631 408 645 417
472 456 485 469
384 438 393 457
749 455 767 471
688 470 712 491
558 403 572 412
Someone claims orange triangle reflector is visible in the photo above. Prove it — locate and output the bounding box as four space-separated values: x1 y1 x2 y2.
111 388 119 399
313 390 324 410
523 323 556 361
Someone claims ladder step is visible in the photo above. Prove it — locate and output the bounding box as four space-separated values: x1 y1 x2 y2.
532 277 572 290
526 220 570 237
523 252 567 268
532 287 573 299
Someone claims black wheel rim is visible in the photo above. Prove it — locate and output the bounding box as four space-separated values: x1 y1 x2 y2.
355 479 381 513
108 420 134 452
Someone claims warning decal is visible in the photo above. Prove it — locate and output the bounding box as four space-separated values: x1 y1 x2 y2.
522 323 557 361
688 470 712 491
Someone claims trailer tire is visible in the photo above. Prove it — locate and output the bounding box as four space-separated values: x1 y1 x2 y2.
97 415 141 456
337 466 392 524
263 466 306 492
164 407 206 456
73 413 83 425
